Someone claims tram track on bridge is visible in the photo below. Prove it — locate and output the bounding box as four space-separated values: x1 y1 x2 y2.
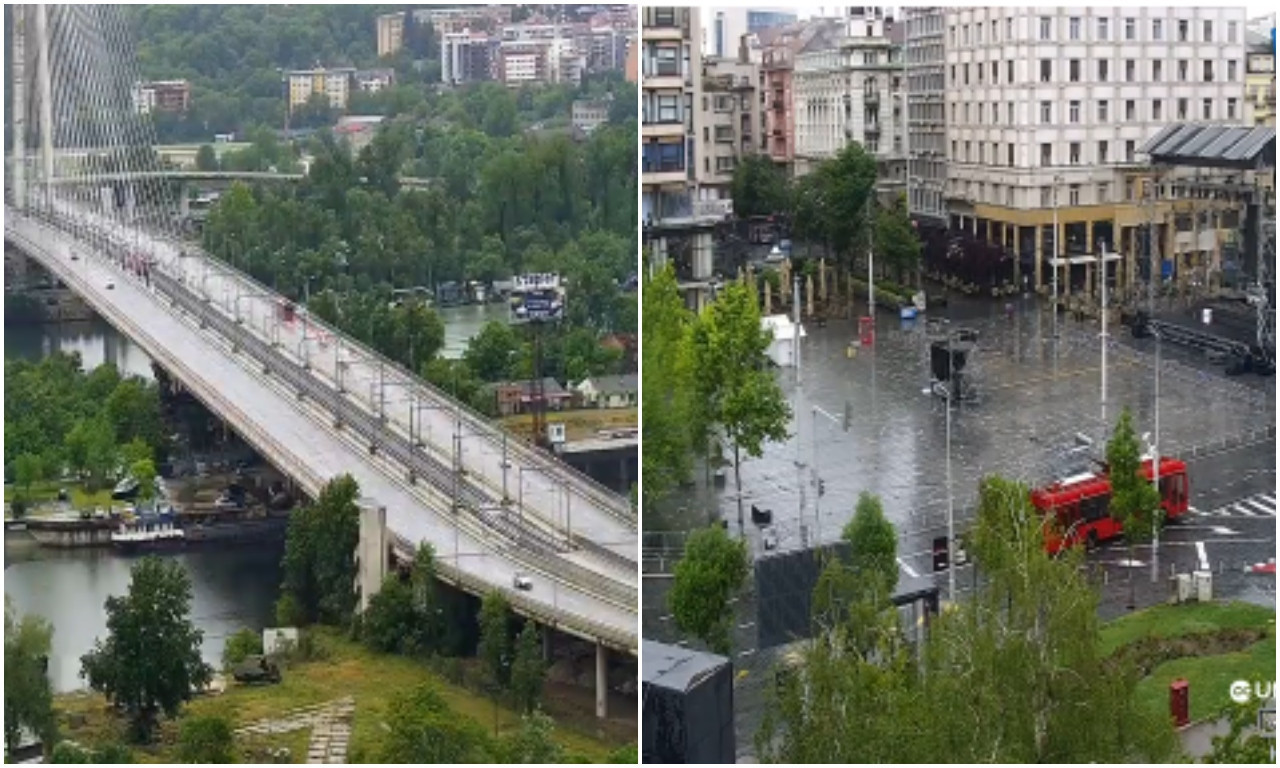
7 211 639 629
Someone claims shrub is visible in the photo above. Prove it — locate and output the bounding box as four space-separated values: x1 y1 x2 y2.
221 628 263 670
176 715 235 764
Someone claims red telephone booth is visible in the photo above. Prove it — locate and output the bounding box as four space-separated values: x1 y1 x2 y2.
859 316 875 347
1170 678 1190 728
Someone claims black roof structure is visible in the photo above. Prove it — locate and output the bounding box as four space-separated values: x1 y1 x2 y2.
1141 124 1275 170
642 640 728 692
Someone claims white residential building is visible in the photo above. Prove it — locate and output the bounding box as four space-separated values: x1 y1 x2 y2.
904 7 948 223
942 6 1249 292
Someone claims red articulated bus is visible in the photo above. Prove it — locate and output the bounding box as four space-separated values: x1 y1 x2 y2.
1032 456 1191 554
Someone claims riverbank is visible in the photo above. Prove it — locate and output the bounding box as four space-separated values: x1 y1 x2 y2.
54 627 632 763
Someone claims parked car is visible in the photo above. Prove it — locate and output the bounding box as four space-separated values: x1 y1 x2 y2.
513 574 533 591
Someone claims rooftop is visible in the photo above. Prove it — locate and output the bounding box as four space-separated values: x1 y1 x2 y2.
642 640 729 693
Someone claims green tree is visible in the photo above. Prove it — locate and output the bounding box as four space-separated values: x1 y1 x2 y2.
4 598 57 755
12 452 42 499
477 591 512 691
176 715 235 764
194 144 218 172
687 281 791 532
607 743 639 763
509 622 546 714
80 557 212 742
220 628 262 670
842 491 898 595
498 710 565 763
1106 408 1161 609
875 195 922 284
1205 702 1275 763
118 438 153 468
809 143 877 264
361 574 418 654
104 378 164 456
669 524 750 654
730 154 790 218
47 741 133 763
378 684 493 763
279 474 361 626
129 459 157 502
464 321 523 382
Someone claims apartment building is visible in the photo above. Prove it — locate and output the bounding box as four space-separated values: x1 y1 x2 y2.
943 6 1249 293
642 6 721 311
758 19 844 170
705 7 797 58
376 12 405 57
698 56 759 200
1245 28 1275 126
131 79 191 115
442 31 499 85
904 7 948 223
572 97 613 133
793 7 905 188
285 67 356 110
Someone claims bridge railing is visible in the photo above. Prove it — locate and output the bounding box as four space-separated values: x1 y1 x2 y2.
137 226 633 526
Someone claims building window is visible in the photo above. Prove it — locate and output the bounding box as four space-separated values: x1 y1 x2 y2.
1125 139 1136 162
1178 60 1188 81
1227 60 1237 81
964 103 971 123
1098 59 1109 81
1096 182 1110 203
1125 99 1136 120
1177 98 1188 119
962 23 969 45
1203 20 1212 42
976 23 983 43
1039 16 1052 40
977 103 984 123
1007 60 1014 83
991 61 999 84
951 139 957 158
1203 61 1214 82
1227 97 1237 119
1125 17 1135 40
1228 21 1238 42
1069 185 1080 206
1040 100 1052 123
657 93 679 122
1152 18 1163 41
1069 59 1081 82
1069 100 1080 123
1040 142 1052 166
654 45 679 76
1153 99 1163 120
1098 140 1109 164
1178 19 1188 42
1153 60 1162 82
1041 186 1052 207
1040 59 1052 82
1202 98 1212 120
1069 17 1080 40
1098 17 1109 40
1007 17 1013 40
949 25 957 46
1007 143 1014 166
1007 102 1014 124
1125 60 1136 82
950 64 957 82
964 63 970 85
1069 142 1081 165
1098 99 1109 121
964 141 971 161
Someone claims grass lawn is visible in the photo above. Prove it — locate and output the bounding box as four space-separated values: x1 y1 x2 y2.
1100 601 1276 656
1132 634 1275 724
4 481 115 512
500 407 637 442
55 628 624 763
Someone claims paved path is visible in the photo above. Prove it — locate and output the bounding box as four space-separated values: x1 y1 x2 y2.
235 696 355 764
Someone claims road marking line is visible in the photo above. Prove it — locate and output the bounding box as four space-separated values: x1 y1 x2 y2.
1195 541 1209 572
1259 493 1276 506
1231 503 1259 517
1242 498 1275 516
897 557 919 579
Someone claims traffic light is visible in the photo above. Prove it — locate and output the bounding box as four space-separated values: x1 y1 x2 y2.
932 536 950 573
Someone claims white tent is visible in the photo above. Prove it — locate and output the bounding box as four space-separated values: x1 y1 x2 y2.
762 314 807 368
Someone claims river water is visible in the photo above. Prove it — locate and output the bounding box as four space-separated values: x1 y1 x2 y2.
2 302 506 691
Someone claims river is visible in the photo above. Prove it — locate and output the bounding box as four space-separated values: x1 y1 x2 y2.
3 540 283 693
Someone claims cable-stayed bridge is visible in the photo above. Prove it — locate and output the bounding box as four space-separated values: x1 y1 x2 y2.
4 4 636 716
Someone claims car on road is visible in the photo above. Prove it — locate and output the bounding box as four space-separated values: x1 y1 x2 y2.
513 573 533 591
104 278 115 290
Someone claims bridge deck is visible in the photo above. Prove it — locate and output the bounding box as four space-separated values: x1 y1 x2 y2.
7 210 635 652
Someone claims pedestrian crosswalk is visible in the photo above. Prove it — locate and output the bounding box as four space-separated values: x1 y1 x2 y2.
1189 492 1277 519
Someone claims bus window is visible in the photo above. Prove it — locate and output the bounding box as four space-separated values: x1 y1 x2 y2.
1080 495 1108 522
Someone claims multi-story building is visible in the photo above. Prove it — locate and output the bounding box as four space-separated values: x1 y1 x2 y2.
642 6 722 310
414 6 511 36
758 19 844 170
942 7 1250 293
793 8 905 187
626 35 638 82
705 7 798 58
285 67 355 111
1245 27 1275 126
698 56 759 201
441 31 499 85
498 41 549 85
572 97 613 133
132 79 191 114
354 69 396 94
376 12 405 58
904 7 948 223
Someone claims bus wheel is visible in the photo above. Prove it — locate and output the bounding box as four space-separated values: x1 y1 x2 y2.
1086 531 1099 551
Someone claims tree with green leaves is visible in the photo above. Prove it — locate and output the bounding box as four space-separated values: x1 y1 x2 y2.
220 628 262 670
477 591 513 693
80 557 212 742
378 683 494 763
464 321 525 382
362 574 418 655
176 715 235 764
129 459 157 502
12 452 42 500
1106 407 1161 609
47 741 133 764
669 523 750 654
4 598 57 755
686 280 791 532
640 264 696 508
1205 702 1275 763
874 195 922 285
842 491 898 596
498 710 565 763
730 154 790 219
278 474 361 626
509 622 546 714
194 144 218 172
811 143 877 265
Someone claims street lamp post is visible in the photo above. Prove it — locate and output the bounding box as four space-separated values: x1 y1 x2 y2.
946 327 955 603
811 405 846 545
1051 174 1062 341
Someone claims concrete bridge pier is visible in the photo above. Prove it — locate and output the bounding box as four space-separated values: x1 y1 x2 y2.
356 502 388 613
595 642 608 719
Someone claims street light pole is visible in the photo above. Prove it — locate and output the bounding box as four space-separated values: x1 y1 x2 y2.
946 328 955 603
1100 242 1109 433
1150 330 1163 583
1052 174 1061 341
